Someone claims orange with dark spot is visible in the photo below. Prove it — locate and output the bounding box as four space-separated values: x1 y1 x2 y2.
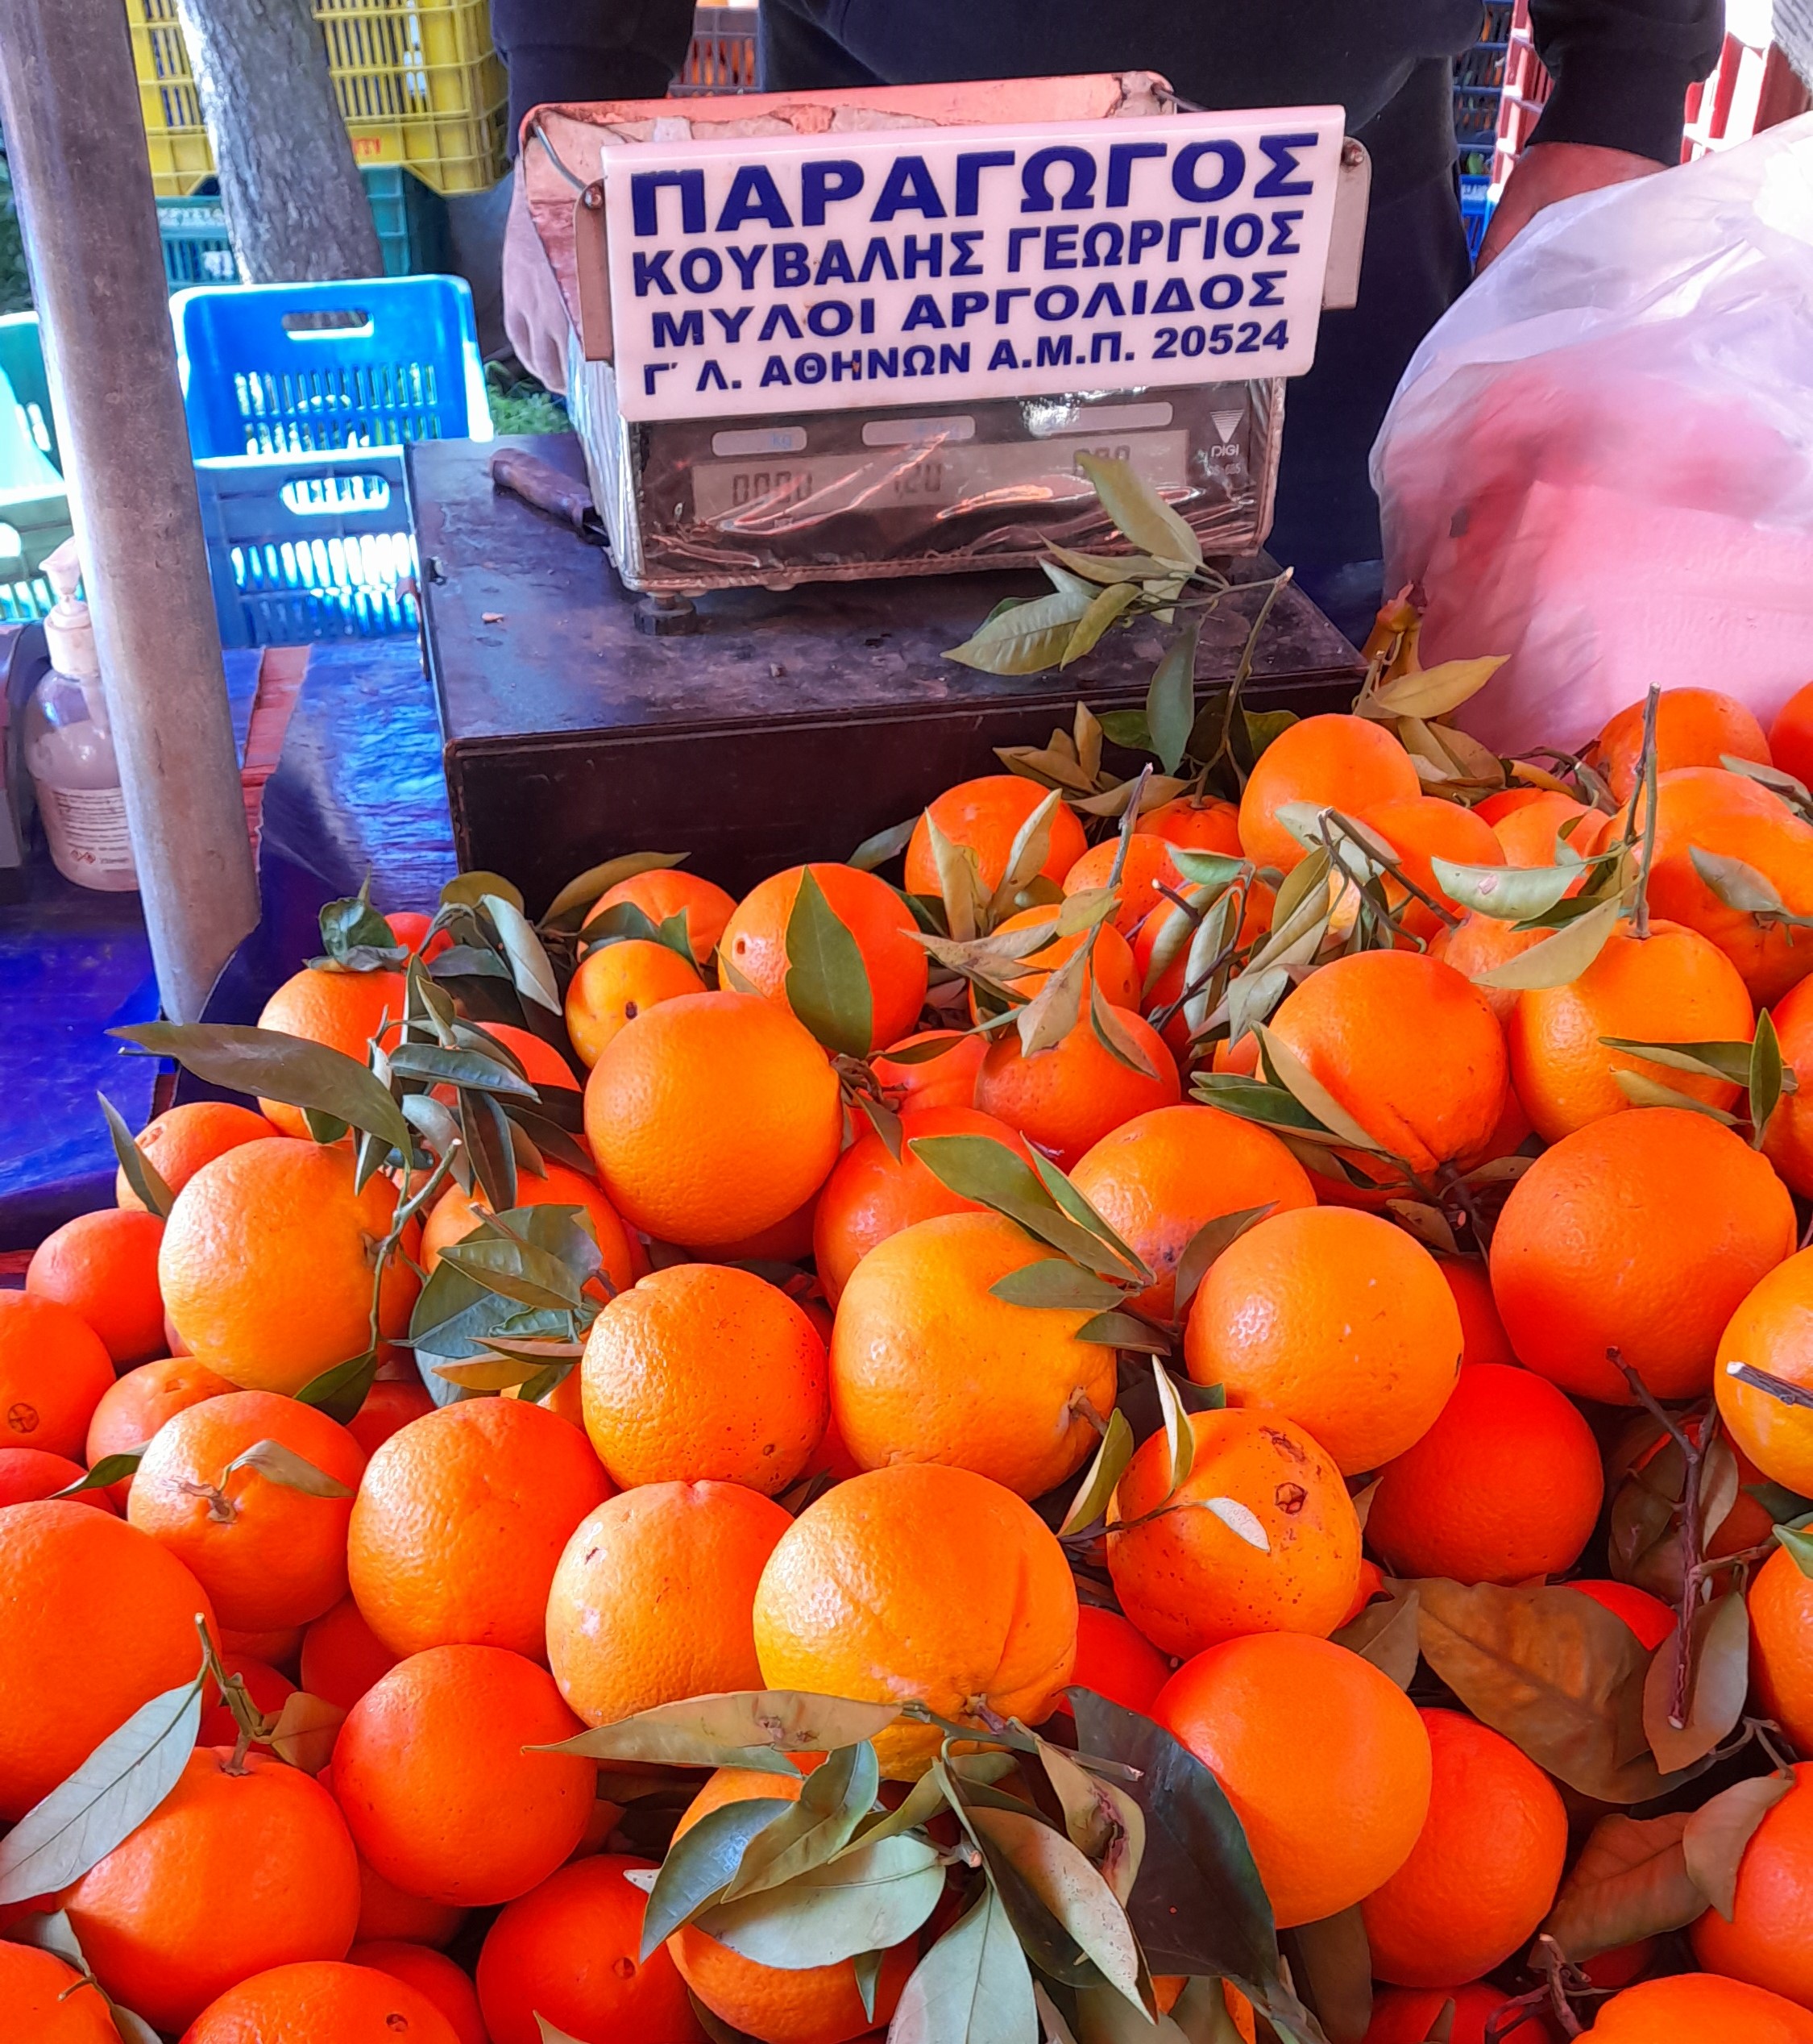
0 1289 115 1460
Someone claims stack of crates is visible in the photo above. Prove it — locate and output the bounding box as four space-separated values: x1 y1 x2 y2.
157 167 452 291
127 0 508 199
676 6 758 95
0 314 71 624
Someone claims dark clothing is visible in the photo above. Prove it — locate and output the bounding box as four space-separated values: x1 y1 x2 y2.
492 0 1720 623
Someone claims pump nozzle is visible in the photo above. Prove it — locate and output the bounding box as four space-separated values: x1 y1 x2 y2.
43 534 83 606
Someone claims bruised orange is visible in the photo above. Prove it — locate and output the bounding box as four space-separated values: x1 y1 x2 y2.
1508 921 1753 1141
477 1855 706 2044
546 1480 792 1727
333 1645 593 1907
831 1209 1117 1499
974 1007 1180 1169
754 1463 1077 1778
1691 1764 1813 2012
128 1390 367 1631
670 1770 916 2044
27 1206 168 1364
0 1288 116 1460
348 1397 612 1660
255 967 408 1138
582 1263 827 1494
1590 687 1771 803
0 1502 216 1821
585 867 737 962
872 1028 984 1110
564 938 707 1069
1185 1207 1461 1474
1359 796 1506 941
1107 1407 1362 1658
584 992 842 1248
1237 714 1421 874
1750 1547 1813 1754
904 774 1088 897
418 1159 640 1294
720 862 929 1053
1591 1974 1813 2042
1360 1708 1568 1988
1491 1107 1795 1403
301 1595 400 1712
1070 1103 1314 1324
1155 1632 1432 1927
811 1103 1032 1305
1364 1363 1603 1584
181 1959 462 2043
1061 833 1186 937
159 1139 421 1398
67 1747 361 2033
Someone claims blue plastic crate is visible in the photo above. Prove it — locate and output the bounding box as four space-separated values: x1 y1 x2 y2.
173 274 491 459
1461 174 1496 262
194 449 418 646
157 168 452 293
0 314 60 472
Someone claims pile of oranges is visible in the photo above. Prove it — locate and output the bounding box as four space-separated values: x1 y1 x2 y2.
6 663 1813 2044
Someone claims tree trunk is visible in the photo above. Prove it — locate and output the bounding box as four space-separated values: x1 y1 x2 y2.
177 0 384 281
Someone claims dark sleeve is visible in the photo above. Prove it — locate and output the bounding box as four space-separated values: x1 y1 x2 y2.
1527 0 1724 163
492 0 698 147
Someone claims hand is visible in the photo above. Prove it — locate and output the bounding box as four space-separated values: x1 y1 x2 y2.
1476 141 1662 270
502 164 572 393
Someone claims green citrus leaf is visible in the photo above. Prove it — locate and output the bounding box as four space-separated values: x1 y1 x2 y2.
1612 1071 1740 1123
990 1263 1128 1311
1049 544 1172 585
719 1742 881 1904
909 1135 1140 1283
1076 453 1201 569
1060 1408 1136 1536
482 895 562 1014
784 867 875 1059
698 1832 944 1968
1147 621 1201 775
1471 895 1624 991
1153 1358 1195 1498
537 1691 898 1772
966 1805 1145 2013
889 1885 1037 2044
53 1452 142 1498
850 818 917 873
637 1797 794 1955
1427 858 1578 922
1064 581 1141 668
1752 1008 1786 1144
1595 1037 1753 1085
1253 1024 1387 1154
219 1440 355 1502
1172 1203 1276 1315
97 1094 174 1219
947 585 1094 675
1690 846 1786 916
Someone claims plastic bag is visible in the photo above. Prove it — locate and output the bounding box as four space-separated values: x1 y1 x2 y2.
1371 114 1813 756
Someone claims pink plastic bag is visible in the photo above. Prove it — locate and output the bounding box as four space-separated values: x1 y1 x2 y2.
1372 115 1813 756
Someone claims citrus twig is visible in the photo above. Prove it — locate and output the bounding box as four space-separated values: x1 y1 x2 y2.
1631 685 1662 942
1612 1349 1706 1731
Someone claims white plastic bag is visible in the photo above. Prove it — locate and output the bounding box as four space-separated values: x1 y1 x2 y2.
1371 114 1813 755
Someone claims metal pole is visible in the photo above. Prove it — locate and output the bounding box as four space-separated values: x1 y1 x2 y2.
0 0 260 1021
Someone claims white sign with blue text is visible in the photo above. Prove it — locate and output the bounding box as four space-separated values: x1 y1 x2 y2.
603 109 1345 422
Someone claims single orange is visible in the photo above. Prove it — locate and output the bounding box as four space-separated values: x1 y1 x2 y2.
301 1595 402 1713
976 904 1140 1012
811 1103 1033 1306
128 1390 365 1631
1769 681 1813 789
0 1288 115 1460
1361 1708 1568 1988
975 1006 1180 1169
383 911 450 962
477 1855 705 2044
1070 1103 1316 1324
1137 792 1243 853
85 1355 234 1508
565 938 707 1069
1565 1580 1676 1652
1267 949 1509 1186
1061 1605 1172 1716
1360 796 1507 941
67 1747 360 2033
1752 1546 1813 1753
353 1858 465 1949
1635 766 1813 1003
1591 1974 1813 2042
181 1959 461 2043
0 1502 216 1820
547 1481 792 1729
1508 921 1753 1141
1716 1248 1813 1494
255 966 408 1138
754 1463 1077 1778
1691 1764 1813 2010
333 1645 594 1907
115 1099 278 1212
1184 1207 1461 1474
1061 833 1186 937
1475 786 1557 826
1155 1632 1432 1927
349 1397 612 1660
720 862 929 1053
1590 687 1772 803
160 1139 421 1398
1435 1255 1516 1367
196 1651 295 1746
417 1159 640 1294
1365 1983 1561 2043
1491 790 1591 866
871 1028 985 1110
345 1377 434 1458
0 1444 112 1510
1237 714 1421 874
0 1943 121 2043
584 991 843 1248
27 1205 168 1365
1491 1107 1795 1403
904 774 1088 898
347 1945 486 2044
831 1209 1116 1500
583 867 737 962
1761 971 1813 1199
1364 1362 1603 1584
1107 1407 1362 1658
1427 909 1546 1025
582 1263 826 1494
669 1769 915 2044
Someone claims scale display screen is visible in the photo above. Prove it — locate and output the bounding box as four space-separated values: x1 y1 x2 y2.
691 430 1190 527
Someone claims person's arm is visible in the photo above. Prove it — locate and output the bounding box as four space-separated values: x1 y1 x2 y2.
492 0 698 148
1477 0 1724 267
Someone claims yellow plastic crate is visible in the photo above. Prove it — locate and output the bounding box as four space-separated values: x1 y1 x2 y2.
128 0 508 198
